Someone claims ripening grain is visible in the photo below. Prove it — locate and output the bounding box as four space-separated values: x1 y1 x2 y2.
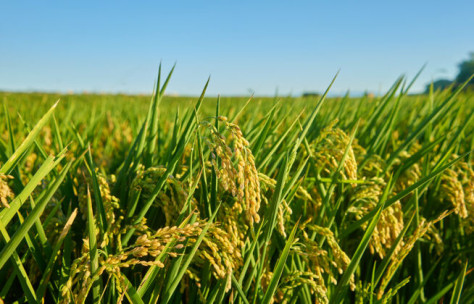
0 69 472 303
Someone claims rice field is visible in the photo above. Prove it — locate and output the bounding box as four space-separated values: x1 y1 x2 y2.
0 68 473 303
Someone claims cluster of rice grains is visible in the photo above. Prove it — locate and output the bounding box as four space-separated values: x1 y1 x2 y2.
293 222 354 303
0 174 14 208
0 79 473 304
60 221 204 303
202 117 262 225
439 158 474 222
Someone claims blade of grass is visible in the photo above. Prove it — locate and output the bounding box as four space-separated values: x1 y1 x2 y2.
0 224 38 304
161 206 220 304
0 150 67 231
330 178 390 304
86 186 101 304
262 220 299 304
449 260 468 304
0 100 59 175
35 208 78 300
0 161 71 270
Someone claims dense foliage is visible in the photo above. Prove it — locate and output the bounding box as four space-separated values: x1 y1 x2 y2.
426 52 474 92
0 69 473 303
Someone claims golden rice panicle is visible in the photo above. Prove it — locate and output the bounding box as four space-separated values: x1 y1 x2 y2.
349 179 404 259
41 125 53 151
377 211 449 299
126 223 205 263
217 205 246 249
97 173 123 246
379 277 411 304
294 223 355 302
311 123 358 182
226 121 262 224
61 222 204 303
196 225 243 291
371 201 404 259
0 174 14 208
439 159 473 222
392 146 422 193
129 165 194 226
258 172 277 190
450 160 474 233
24 152 38 175
354 281 373 304
464 178 474 233
424 224 444 255
60 243 92 303
278 271 323 303
293 241 329 304
258 173 293 237
307 224 355 289
76 170 122 248
441 168 466 217
276 202 287 237
260 270 273 296
129 165 167 201
203 118 262 225
359 154 385 179
203 121 238 198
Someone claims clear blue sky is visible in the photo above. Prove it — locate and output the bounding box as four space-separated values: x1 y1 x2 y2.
1 1 473 96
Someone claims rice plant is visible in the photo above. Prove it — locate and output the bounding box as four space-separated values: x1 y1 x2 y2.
0 67 473 303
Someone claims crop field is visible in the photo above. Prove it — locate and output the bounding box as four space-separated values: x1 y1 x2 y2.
0 69 473 303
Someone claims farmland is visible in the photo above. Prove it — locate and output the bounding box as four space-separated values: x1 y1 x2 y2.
0 70 473 303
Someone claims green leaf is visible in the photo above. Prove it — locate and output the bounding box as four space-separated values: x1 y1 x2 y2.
262 220 299 304
0 152 65 227
331 178 390 303
449 260 468 304
35 208 78 300
87 186 101 304
161 206 220 304
0 100 60 175
0 161 71 270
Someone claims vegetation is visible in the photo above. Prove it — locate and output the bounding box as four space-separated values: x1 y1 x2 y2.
0 67 473 303
456 53 474 87
426 52 474 92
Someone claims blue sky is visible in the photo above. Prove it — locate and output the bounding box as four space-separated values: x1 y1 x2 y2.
1 1 473 96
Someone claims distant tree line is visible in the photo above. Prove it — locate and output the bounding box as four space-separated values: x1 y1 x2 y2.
426 52 474 92
301 92 321 98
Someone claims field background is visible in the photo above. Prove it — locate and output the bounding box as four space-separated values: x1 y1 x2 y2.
0 74 473 303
